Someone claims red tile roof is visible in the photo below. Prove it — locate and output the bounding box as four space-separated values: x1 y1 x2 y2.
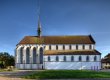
101 58 110 63
18 35 95 45
44 50 101 55
101 53 110 63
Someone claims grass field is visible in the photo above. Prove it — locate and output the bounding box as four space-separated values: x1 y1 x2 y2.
23 70 110 79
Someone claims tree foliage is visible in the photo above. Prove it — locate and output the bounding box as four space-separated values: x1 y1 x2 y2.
0 52 15 68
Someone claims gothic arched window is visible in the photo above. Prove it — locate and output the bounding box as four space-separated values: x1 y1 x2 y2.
33 47 37 64
20 47 23 64
39 47 43 64
26 47 30 64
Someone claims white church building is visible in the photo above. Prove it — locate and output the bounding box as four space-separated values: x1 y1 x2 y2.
15 20 101 70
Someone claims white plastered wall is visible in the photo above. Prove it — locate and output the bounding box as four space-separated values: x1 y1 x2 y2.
44 55 101 70
44 44 95 50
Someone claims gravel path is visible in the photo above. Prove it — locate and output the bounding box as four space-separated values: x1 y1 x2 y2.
0 70 37 77
0 70 37 80
0 76 34 80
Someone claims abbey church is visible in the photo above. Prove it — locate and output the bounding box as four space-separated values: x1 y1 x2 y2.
15 19 101 70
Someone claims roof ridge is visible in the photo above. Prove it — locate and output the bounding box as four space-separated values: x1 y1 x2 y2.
23 35 90 37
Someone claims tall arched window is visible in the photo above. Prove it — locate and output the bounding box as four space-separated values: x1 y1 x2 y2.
20 47 23 64
79 56 82 61
71 56 74 61
64 56 66 61
39 47 43 64
33 47 37 64
86 56 89 61
94 56 97 61
26 47 30 64
56 56 59 61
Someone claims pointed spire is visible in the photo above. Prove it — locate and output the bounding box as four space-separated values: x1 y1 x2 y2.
37 16 42 37
37 0 42 37
38 16 41 28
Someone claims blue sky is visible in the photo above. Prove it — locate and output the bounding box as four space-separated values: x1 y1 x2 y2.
0 0 110 57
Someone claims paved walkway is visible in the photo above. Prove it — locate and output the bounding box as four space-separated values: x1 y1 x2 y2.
0 70 37 78
0 70 37 80
0 76 34 80
0 77 110 80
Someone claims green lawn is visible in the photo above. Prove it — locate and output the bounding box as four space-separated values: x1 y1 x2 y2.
23 70 110 79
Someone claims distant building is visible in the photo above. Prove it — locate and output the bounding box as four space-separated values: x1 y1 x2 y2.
15 19 101 70
101 53 110 69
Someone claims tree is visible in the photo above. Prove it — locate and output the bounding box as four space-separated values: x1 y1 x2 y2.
0 52 15 68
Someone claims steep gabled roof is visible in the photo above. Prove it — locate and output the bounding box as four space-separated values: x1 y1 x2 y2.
18 35 95 45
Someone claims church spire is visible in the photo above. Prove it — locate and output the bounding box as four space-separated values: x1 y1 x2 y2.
37 17 42 37
37 0 42 37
